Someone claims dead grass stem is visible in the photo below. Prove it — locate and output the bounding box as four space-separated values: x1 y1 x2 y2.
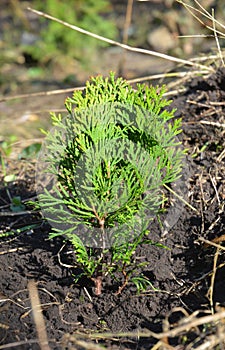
28 280 50 350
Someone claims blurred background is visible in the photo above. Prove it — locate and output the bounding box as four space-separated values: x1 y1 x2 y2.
0 0 224 152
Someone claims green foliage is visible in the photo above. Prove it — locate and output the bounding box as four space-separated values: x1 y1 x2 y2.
25 0 117 66
0 137 41 182
0 223 42 238
18 143 41 159
0 135 17 158
37 72 184 295
0 135 17 183
10 196 25 212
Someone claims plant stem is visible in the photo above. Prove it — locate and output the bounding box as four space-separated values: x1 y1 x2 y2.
116 267 128 295
92 274 103 296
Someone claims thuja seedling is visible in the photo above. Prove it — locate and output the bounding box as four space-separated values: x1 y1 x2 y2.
36 72 184 295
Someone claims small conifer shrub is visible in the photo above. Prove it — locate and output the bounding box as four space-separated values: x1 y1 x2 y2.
36 72 184 295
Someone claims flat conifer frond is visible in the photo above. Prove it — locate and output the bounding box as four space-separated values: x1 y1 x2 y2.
36 72 185 295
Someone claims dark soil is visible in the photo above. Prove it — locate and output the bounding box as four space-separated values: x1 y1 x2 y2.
0 68 225 350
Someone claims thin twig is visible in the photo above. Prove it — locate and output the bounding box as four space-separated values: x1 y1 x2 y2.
198 237 225 251
27 7 213 72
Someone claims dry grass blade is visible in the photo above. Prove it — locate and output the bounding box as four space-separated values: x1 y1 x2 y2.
217 148 225 162
119 0 134 75
0 247 25 255
28 280 50 350
163 183 198 213
190 53 225 62
211 8 225 67
0 86 85 103
27 7 213 72
0 70 208 104
128 70 209 84
73 308 225 341
207 247 220 315
198 237 225 252
0 339 39 349
62 334 107 350
177 0 225 37
199 120 225 128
